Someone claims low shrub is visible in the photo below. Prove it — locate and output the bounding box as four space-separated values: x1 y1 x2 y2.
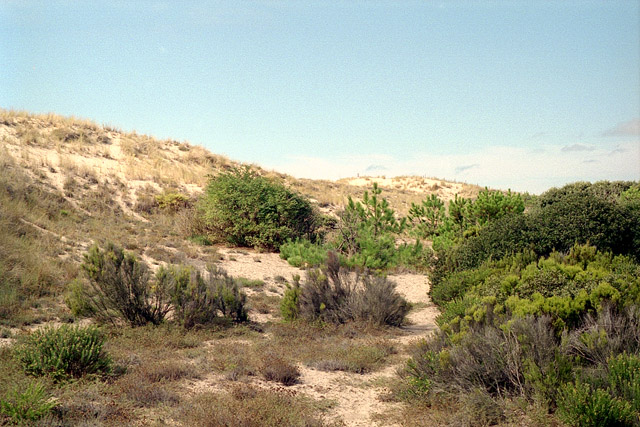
297 252 409 326
313 340 396 374
80 243 170 326
158 265 248 328
0 381 58 424
279 239 328 268
260 353 300 386
280 279 301 322
557 381 636 427
15 325 111 381
155 192 190 211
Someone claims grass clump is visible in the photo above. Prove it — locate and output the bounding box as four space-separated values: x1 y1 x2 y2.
260 352 301 386
15 325 111 381
178 386 326 427
313 340 396 374
0 381 58 424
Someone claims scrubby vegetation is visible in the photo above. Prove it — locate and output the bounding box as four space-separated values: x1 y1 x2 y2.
196 167 320 250
281 252 410 327
2 111 639 425
71 243 248 328
399 181 640 426
0 381 58 424
281 183 434 272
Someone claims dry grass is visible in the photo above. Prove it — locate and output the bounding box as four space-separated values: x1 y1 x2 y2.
176 384 327 427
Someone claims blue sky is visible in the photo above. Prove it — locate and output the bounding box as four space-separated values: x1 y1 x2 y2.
1 0 639 193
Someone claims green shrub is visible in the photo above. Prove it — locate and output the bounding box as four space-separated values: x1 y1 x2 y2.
557 381 636 427
607 353 640 416
407 194 445 238
279 239 328 268
0 381 58 423
280 280 301 322
64 278 94 318
81 243 170 326
15 325 111 381
158 265 248 328
196 168 318 250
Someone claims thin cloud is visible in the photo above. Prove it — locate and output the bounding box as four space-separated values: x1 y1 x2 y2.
455 164 479 174
561 144 595 153
602 119 640 137
582 159 598 164
266 141 640 194
365 164 387 172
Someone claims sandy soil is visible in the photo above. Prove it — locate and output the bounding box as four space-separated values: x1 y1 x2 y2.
200 251 439 426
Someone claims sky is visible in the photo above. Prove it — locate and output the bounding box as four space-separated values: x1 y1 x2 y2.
1 0 639 194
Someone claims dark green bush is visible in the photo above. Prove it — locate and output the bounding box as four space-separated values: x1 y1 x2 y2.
280 279 301 322
81 243 170 326
154 192 190 211
15 325 111 381
197 168 318 250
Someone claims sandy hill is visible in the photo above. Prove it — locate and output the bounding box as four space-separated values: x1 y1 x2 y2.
0 109 482 219
0 109 484 426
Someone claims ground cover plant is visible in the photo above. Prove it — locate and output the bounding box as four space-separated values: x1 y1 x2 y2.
15 325 112 381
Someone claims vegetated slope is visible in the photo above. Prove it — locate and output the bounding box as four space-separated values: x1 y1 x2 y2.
0 109 451 426
0 109 481 279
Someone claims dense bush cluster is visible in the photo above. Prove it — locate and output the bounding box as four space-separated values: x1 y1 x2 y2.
281 252 409 327
403 181 640 426
70 243 247 328
196 167 320 250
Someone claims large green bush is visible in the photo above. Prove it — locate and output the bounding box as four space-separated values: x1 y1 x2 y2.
196 168 318 250
15 325 111 381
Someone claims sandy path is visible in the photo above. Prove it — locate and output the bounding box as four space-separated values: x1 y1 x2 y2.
213 251 439 426
294 271 438 426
